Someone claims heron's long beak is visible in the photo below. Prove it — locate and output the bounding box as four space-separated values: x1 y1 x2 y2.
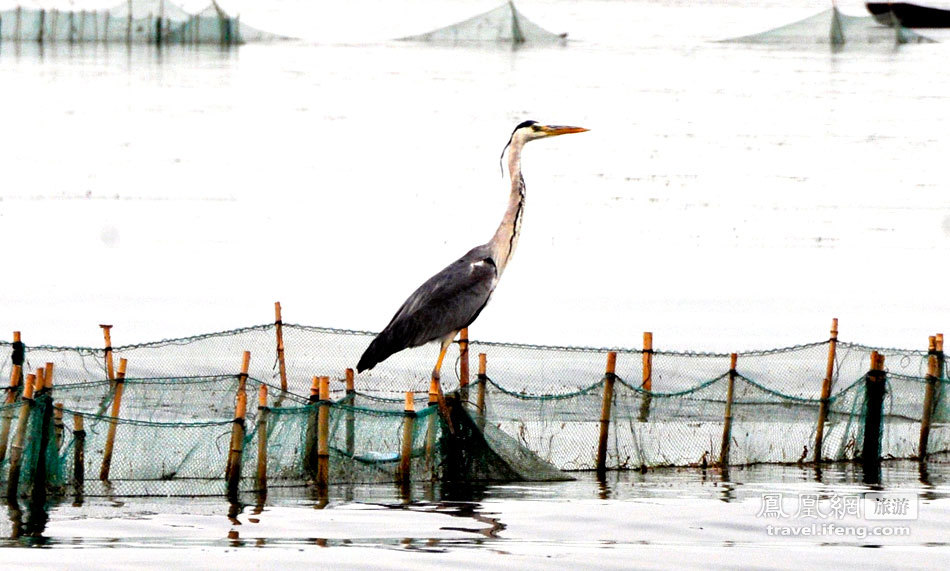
540 125 589 137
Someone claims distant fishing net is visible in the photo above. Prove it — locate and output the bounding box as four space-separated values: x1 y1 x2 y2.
722 7 934 45
0 322 946 498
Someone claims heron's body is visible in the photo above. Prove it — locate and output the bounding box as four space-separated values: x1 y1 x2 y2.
356 121 587 427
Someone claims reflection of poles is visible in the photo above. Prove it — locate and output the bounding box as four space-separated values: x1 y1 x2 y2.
596 352 617 474
719 354 738 466
814 318 838 463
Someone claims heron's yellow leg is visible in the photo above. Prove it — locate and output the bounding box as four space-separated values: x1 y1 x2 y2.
431 337 456 435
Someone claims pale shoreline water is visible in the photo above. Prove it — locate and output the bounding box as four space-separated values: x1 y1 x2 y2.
2 464 949 567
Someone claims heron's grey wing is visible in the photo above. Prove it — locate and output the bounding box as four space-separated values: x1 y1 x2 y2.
356 246 497 372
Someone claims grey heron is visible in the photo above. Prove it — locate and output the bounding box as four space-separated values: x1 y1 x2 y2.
356 121 588 427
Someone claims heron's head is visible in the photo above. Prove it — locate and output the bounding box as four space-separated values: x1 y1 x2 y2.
510 120 589 144
500 120 588 171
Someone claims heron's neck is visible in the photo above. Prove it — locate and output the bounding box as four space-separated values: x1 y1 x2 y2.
489 141 526 275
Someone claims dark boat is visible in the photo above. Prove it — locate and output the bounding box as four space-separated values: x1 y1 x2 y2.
866 2 950 27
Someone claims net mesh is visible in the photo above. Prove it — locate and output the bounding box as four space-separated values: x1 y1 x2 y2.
0 322 946 498
399 1 566 43
0 0 285 45
722 7 935 45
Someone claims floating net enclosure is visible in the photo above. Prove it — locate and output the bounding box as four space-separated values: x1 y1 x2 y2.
0 319 947 499
722 6 935 45
399 1 566 44
0 0 288 45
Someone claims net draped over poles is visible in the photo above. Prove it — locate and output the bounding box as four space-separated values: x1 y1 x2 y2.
722 7 935 45
0 0 288 45
399 1 566 43
0 323 947 497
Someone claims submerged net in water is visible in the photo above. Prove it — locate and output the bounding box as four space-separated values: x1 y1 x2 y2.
0 322 946 497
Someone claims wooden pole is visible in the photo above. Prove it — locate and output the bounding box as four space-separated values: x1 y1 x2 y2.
226 382 247 497
44 362 53 391
813 318 839 463
255 385 268 492
11 331 24 386
225 352 251 492
426 378 439 474
274 302 288 391
99 358 127 480
316 377 330 489
5 374 36 500
919 336 939 459
459 328 470 388
345 368 355 458
596 351 618 473
100 324 115 382
53 403 64 450
639 332 653 422
73 414 85 489
476 353 487 416
399 392 415 484
862 352 886 465
720 353 738 466
0 364 22 464
305 376 320 477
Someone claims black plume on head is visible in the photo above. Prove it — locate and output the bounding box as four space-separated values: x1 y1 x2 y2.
513 119 538 132
500 120 538 175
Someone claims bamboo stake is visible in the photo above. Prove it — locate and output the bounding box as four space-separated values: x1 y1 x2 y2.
476 353 487 416
274 302 288 391
99 358 127 480
596 351 618 473
255 385 268 492
345 368 355 458
73 414 85 489
100 324 115 381
226 382 247 497
5 374 36 500
53 403 64 450
225 352 251 492
0 364 22 464
919 336 939 459
720 353 738 466
316 377 330 489
639 332 653 422
12 331 24 385
814 318 839 463
459 328 470 388
44 362 53 391
426 378 439 473
399 392 415 484
304 376 320 477
862 352 886 465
